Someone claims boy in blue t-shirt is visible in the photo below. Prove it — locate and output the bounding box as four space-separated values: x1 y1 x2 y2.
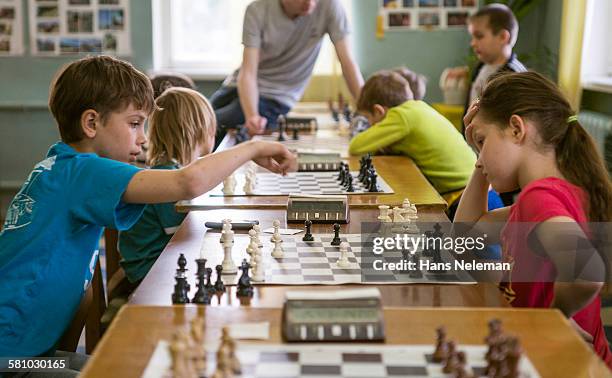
0 55 296 360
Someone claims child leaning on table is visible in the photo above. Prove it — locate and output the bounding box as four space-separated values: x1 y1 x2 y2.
349 70 476 219
118 87 217 287
0 55 296 360
454 71 612 367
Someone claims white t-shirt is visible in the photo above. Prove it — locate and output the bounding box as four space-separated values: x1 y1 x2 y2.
469 63 502 104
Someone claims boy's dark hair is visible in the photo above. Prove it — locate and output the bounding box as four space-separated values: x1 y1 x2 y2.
357 70 411 112
49 55 155 143
150 72 196 99
470 4 518 47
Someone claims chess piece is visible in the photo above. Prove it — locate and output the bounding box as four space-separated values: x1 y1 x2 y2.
345 173 354 192
247 229 259 253
442 340 458 373
177 253 188 274
292 127 299 140
392 206 405 223
367 170 379 192
337 162 346 182
214 265 226 292
192 264 211 305
236 260 254 298
432 326 449 362
190 317 207 376
331 223 341 246
302 220 314 241
221 326 242 374
271 236 284 258
408 252 423 278
277 115 286 141
251 247 265 282
222 174 236 195
172 275 191 304
454 351 473 378
169 331 190 378
220 228 237 274
243 174 255 195
337 241 351 268
377 205 392 223
252 224 263 248
204 267 215 294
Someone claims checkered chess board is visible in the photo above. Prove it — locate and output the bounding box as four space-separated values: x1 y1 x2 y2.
208 233 475 285
210 171 394 197
142 342 540 378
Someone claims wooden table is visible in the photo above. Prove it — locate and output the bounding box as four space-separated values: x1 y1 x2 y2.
129 210 506 308
176 156 447 211
80 306 610 378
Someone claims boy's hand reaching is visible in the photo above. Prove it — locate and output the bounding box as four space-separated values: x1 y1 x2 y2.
251 141 298 175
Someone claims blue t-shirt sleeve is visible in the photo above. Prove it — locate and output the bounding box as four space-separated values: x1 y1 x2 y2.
153 202 186 235
69 156 145 230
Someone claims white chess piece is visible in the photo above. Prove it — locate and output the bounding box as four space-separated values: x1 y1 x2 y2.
392 207 405 223
252 224 263 248
222 174 236 195
251 248 265 282
220 232 237 274
377 205 392 223
337 242 351 268
247 229 259 252
270 220 284 258
243 175 255 195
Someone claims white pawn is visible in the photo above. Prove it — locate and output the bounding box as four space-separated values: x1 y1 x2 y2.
222 174 236 195
392 206 405 223
337 242 351 268
252 224 263 248
377 205 392 223
243 175 255 195
247 229 259 252
251 248 265 282
271 220 284 258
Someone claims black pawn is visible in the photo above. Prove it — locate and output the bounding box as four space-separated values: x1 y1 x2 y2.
292 128 299 140
341 165 350 186
205 267 215 294
337 162 345 182
302 220 314 242
237 259 254 298
367 171 379 192
331 223 341 246
345 174 354 192
172 276 190 304
214 264 226 293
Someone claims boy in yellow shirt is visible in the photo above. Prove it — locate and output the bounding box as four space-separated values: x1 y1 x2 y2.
349 70 476 217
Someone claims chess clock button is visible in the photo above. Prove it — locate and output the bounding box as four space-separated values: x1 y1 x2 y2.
349 325 357 340
367 324 375 340
331 325 342 337
317 326 324 340
300 325 308 340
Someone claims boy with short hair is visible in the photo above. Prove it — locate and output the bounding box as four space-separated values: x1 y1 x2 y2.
0 55 296 358
349 70 476 217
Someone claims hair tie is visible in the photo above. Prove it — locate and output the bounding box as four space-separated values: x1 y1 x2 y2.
567 115 578 124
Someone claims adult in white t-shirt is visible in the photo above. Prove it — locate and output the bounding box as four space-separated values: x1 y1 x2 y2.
210 0 364 148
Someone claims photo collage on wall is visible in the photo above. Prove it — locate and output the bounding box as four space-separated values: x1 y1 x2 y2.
29 0 131 56
0 0 24 55
381 0 478 31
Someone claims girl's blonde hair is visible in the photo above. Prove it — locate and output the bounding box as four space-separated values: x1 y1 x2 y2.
147 87 216 167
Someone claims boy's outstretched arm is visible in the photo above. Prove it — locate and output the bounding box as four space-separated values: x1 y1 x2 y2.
122 140 296 204
348 110 407 155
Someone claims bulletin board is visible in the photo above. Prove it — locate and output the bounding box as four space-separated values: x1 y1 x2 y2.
29 0 131 56
380 0 478 30
0 0 24 55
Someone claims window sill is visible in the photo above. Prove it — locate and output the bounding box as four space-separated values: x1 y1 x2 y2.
583 76 612 95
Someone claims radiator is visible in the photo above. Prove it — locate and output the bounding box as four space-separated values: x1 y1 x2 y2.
578 111 612 176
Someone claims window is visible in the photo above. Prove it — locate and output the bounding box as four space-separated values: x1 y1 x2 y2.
153 0 353 79
581 0 612 91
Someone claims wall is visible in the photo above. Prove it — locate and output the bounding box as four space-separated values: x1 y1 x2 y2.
0 0 565 188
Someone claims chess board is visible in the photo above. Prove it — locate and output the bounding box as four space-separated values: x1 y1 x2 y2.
142 342 540 378
211 171 394 197
253 132 350 156
207 233 475 285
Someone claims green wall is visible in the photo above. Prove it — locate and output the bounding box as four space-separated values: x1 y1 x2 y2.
0 0 568 187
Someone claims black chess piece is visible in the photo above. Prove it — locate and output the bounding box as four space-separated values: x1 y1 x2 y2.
342 165 351 186
172 276 190 304
367 171 379 192
358 155 367 181
277 115 286 142
191 271 211 305
343 104 351 122
236 259 254 298
177 253 187 273
345 174 354 192
408 252 423 278
331 223 341 246
292 128 299 140
214 264 226 293
205 267 215 294
302 220 314 242
337 162 346 182
195 258 207 277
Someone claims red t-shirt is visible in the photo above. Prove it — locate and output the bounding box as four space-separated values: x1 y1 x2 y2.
500 177 612 367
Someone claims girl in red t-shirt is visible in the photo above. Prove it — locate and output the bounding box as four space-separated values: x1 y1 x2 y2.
455 71 612 368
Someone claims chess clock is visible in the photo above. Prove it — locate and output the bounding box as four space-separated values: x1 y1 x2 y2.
282 288 385 342
287 195 349 224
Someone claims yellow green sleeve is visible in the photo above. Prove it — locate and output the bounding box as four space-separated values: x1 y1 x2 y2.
349 108 410 155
